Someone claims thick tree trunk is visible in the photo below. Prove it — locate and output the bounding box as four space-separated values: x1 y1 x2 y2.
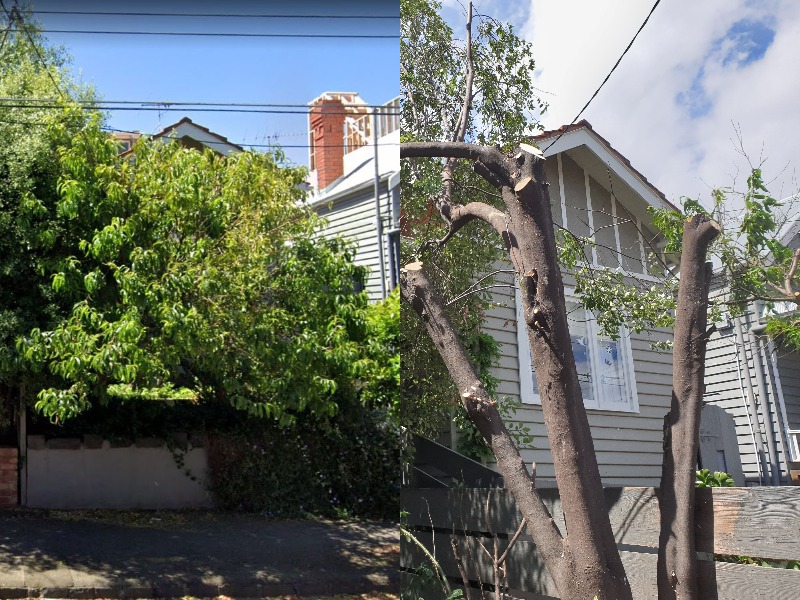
401 141 633 600
507 158 632 600
657 215 720 600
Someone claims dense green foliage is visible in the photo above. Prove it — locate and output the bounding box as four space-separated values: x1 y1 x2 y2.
649 168 800 347
0 17 94 386
15 129 370 425
2 15 398 430
207 404 400 519
400 0 543 441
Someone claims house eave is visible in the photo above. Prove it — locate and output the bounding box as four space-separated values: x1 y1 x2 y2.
308 171 397 209
534 120 676 213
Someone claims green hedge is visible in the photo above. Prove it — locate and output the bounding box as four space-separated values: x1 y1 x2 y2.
207 407 400 519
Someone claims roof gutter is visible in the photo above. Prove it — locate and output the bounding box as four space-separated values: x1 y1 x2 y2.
308 172 394 209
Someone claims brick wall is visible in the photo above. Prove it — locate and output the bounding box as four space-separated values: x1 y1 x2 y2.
0 448 17 507
309 99 345 189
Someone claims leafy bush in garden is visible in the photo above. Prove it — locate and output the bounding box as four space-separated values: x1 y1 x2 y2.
207 405 400 519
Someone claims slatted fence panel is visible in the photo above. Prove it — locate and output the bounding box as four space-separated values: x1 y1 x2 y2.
401 487 800 600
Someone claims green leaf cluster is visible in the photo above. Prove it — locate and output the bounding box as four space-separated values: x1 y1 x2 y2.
574 267 677 339
14 134 374 425
695 468 734 488
0 15 101 389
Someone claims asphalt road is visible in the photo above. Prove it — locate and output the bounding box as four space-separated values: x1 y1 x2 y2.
0 510 398 598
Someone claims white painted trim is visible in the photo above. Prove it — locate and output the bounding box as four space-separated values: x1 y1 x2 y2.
584 170 598 265
557 153 568 229
611 191 623 268
637 216 647 272
388 170 400 190
542 127 669 212
514 286 640 413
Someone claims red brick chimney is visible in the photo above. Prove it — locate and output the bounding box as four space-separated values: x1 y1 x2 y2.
310 98 346 189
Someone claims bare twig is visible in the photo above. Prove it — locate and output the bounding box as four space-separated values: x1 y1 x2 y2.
785 248 800 295
446 284 516 307
451 537 473 600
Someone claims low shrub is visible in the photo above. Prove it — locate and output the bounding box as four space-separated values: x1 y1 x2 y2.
207 405 400 520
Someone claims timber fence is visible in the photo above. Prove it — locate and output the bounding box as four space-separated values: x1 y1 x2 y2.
401 487 800 600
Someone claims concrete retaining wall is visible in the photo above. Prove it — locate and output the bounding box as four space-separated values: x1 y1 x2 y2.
25 436 213 509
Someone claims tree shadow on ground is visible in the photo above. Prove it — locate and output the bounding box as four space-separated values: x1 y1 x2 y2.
0 510 398 590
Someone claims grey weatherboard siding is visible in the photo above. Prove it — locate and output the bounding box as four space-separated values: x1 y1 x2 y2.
314 181 393 301
478 129 676 487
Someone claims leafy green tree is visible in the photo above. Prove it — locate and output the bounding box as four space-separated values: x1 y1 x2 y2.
16 128 372 426
0 12 97 402
401 0 544 441
0 11 392 428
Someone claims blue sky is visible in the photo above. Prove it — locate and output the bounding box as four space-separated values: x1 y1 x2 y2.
439 0 800 208
28 0 399 167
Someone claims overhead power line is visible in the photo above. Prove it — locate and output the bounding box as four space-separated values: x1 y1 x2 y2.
28 10 397 20
0 103 399 116
0 119 399 150
11 28 398 39
0 97 400 111
543 0 661 153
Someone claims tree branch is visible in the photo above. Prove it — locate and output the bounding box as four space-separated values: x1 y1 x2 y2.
446 284 516 307
452 2 474 145
437 201 511 246
785 247 800 296
400 261 568 586
402 141 512 187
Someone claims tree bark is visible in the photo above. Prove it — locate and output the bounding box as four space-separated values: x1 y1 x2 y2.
401 263 569 588
657 214 720 600
401 142 633 600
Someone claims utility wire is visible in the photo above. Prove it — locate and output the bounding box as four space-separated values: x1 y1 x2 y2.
0 103 399 116
12 28 397 39
542 0 661 153
0 118 399 149
103 126 399 149
101 126 399 149
0 97 400 111
28 10 397 20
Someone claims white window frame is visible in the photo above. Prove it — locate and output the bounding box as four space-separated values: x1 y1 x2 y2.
515 286 640 413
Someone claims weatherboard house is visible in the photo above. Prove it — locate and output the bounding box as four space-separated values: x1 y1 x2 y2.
114 116 244 156
305 92 400 301
701 212 800 487
412 120 775 489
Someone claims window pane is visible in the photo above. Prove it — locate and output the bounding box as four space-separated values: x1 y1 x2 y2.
567 303 594 405
597 337 629 405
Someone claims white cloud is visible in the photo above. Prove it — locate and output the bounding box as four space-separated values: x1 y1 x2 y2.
516 0 800 206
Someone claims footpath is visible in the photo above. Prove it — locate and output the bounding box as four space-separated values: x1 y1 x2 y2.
0 510 398 598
